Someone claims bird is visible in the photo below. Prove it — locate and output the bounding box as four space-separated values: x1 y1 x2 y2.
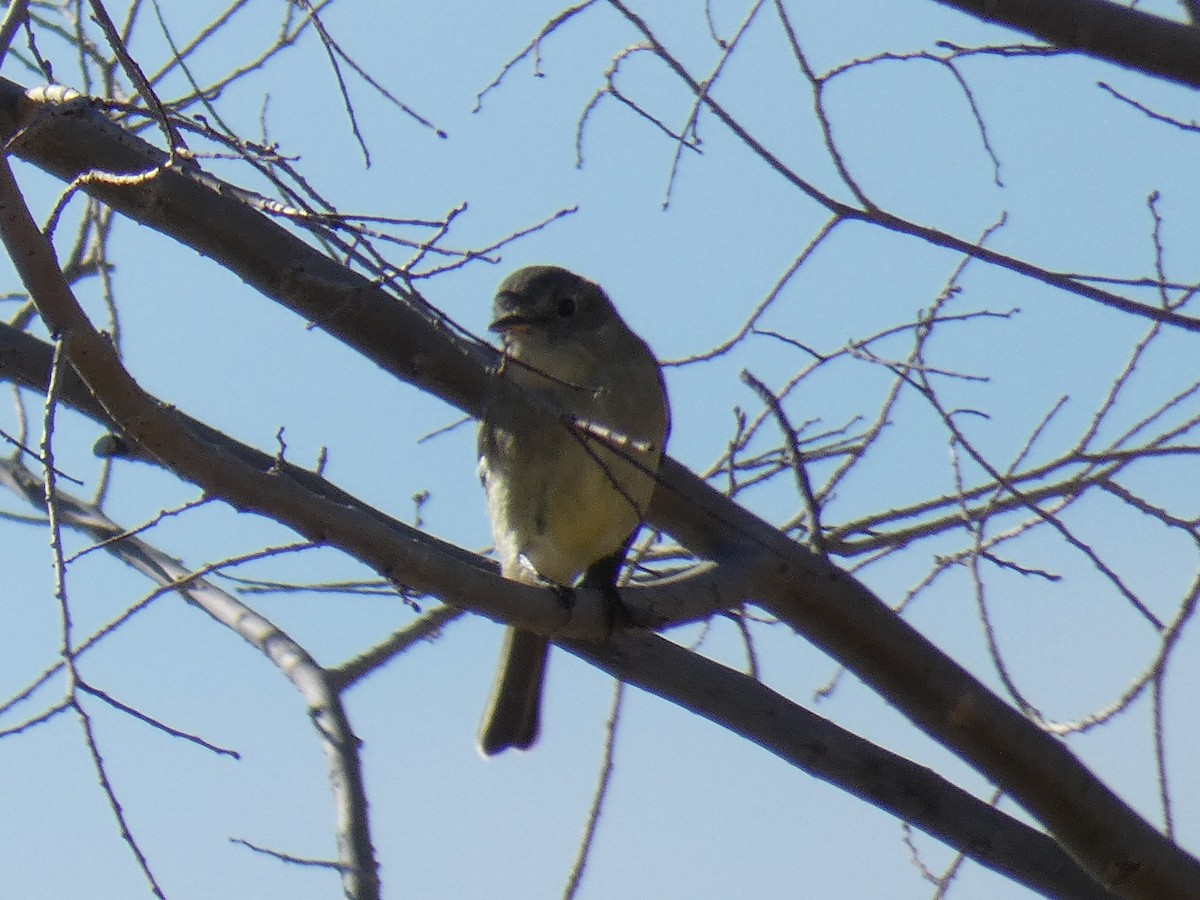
476 265 670 755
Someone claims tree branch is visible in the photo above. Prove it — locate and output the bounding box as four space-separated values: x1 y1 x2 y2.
0 455 379 900
932 0 1200 88
0 82 489 417
568 630 1121 900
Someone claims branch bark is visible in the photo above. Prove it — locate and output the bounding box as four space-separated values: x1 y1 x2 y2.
932 0 1200 88
569 631 1122 899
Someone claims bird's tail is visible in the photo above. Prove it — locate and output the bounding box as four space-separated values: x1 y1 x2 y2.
478 627 548 756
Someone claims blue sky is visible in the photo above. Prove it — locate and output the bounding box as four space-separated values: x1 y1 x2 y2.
2 2 1200 898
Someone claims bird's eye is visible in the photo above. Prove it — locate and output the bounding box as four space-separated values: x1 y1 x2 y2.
556 295 576 317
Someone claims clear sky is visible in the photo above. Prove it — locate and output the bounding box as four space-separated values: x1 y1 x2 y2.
2 2 1199 898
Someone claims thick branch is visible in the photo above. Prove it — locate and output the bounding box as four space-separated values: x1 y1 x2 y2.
569 630 1121 900
933 0 1200 89
0 82 488 417
648 460 1200 899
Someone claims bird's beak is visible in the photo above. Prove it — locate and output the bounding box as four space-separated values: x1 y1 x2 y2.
490 291 542 334
488 312 532 334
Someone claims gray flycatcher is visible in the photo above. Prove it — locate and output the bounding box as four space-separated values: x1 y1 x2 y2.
476 265 670 755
